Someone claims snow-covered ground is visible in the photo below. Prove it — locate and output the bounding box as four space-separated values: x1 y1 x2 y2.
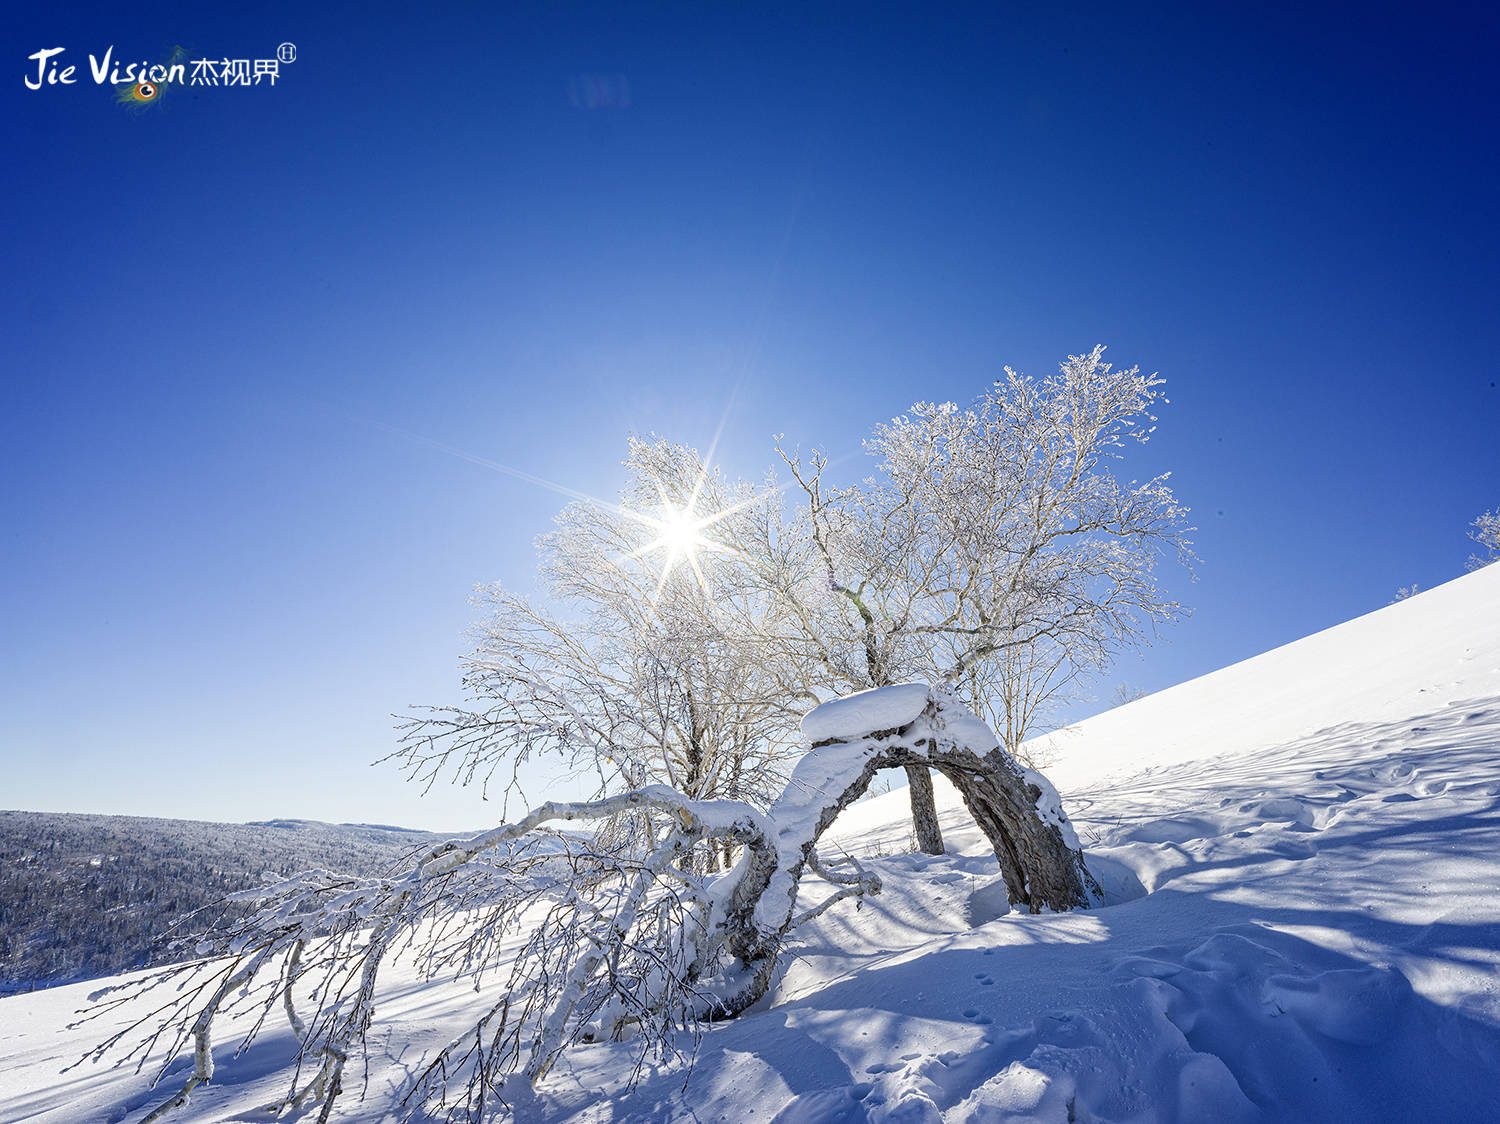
4 565 1499 1122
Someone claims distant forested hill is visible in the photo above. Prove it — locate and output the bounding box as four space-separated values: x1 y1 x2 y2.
0 811 451 994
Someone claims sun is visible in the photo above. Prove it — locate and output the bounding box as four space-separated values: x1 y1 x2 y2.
657 505 708 559
365 419 771 604
622 482 741 600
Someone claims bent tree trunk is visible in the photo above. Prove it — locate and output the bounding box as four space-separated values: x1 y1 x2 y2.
707 683 1101 1018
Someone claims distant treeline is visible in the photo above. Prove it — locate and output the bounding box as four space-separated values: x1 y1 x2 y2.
0 810 450 995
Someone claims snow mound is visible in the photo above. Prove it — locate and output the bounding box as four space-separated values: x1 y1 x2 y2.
801 682 933 744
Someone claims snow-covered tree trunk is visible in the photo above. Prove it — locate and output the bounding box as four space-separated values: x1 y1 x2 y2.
785 685 1096 910
704 683 1100 1017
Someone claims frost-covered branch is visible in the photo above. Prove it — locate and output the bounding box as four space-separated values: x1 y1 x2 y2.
1468 508 1499 571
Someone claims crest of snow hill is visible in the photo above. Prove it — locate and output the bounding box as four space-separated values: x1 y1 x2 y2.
86 683 1098 1123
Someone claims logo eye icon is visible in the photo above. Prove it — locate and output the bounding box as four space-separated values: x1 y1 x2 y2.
136 82 157 100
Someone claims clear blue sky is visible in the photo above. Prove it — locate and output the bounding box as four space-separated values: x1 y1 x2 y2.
4 3 1497 830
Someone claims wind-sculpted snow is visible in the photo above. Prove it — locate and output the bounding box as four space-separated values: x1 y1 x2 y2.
4 570 1500 1122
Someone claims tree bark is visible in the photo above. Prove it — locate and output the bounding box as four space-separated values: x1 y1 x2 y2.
903 765 945 854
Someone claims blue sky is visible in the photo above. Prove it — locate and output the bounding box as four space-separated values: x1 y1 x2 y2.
4 2 1497 830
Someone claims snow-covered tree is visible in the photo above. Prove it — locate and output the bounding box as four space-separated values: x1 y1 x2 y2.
753 347 1193 851
390 440 803 869
401 349 1191 860
87 349 1188 1121
1468 509 1500 570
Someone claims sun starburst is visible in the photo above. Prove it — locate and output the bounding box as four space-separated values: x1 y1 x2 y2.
621 478 744 600
368 416 776 604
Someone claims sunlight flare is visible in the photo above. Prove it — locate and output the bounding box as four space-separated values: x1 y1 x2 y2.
621 478 743 600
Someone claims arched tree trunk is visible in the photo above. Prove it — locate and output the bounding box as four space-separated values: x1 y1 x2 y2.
904 765 945 854
704 683 1100 1018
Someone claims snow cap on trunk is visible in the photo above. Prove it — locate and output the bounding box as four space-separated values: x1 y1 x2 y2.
800 682 933 744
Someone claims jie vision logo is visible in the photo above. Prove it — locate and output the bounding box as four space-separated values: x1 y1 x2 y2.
25 44 296 108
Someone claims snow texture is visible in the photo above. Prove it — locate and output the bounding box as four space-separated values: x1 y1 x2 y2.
801 682 934 744
5 564 1500 1122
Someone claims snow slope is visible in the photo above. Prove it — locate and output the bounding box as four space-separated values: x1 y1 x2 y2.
1035 561 1500 793
3 566 1499 1123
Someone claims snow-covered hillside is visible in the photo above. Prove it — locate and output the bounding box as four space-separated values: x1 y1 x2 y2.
3 565 1499 1122
1036 561 1500 793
